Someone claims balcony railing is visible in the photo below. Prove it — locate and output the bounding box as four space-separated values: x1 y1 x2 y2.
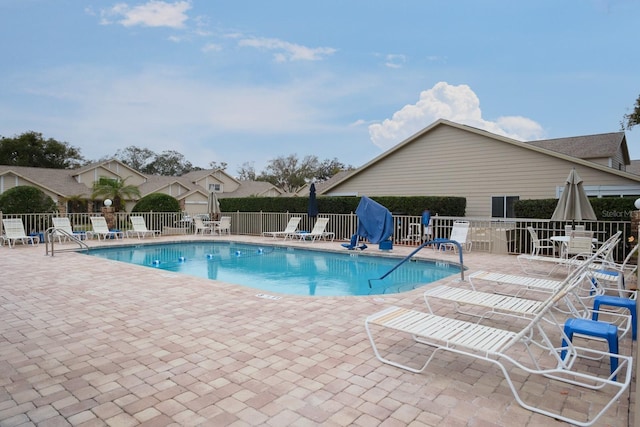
0 211 633 261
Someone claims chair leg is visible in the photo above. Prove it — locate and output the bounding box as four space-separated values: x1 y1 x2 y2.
592 295 637 340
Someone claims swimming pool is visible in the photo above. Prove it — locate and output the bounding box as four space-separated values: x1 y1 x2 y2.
86 242 461 296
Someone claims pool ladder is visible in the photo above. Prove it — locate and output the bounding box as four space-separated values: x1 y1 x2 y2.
44 227 90 256
368 239 465 288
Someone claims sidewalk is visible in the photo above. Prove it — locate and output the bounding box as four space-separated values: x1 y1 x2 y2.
0 236 635 426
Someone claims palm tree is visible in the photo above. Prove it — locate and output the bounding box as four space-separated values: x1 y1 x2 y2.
91 177 141 211
66 194 88 213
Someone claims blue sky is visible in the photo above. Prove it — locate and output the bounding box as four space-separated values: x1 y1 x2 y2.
1 0 639 176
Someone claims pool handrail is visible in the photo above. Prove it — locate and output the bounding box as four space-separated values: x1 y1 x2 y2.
368 239 465 288
44 226 90 255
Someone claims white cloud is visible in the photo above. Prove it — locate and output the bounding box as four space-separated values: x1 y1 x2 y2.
238 37 336 62
100 1 191 28
384 54 406 69
368 82 545 150
202 42 222 53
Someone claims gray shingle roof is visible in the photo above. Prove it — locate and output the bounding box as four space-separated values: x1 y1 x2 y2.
222 180 283 198
626 160 640 175
527 132 628 162
0 165 91 197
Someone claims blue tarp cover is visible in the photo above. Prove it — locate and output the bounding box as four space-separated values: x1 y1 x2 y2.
355 196 394 244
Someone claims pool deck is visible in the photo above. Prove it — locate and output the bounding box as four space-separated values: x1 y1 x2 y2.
0 235 636 426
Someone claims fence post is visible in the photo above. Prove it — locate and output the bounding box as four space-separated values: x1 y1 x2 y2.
632 201 640 421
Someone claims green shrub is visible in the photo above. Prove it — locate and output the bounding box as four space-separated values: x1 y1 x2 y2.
515 197 637 221
132 193 181 213
219 196 466 216
0 185 57 214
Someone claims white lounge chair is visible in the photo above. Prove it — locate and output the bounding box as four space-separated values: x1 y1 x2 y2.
365 266 633 426
425 272 633 340
89 217 124 240
297 218 334 242
51 217 76 243
2 218 38 248
517 231 620 276
474 233 622 296
263 217 302 239
127 216 160 239
438 220 471 252
213 216 231 235
590 244 639 295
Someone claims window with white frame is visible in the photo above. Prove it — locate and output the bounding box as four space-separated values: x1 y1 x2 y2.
208 183 222 192
491 196 519 218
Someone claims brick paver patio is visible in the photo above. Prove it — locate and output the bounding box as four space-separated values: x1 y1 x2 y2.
0 235 635 426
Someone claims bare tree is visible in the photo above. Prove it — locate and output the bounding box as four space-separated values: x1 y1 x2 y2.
621 93 640 130
236 162 257 180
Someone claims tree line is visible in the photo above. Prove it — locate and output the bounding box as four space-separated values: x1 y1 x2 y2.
0 132 353 193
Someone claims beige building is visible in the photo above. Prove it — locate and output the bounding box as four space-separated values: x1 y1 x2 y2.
321 119 640 217
2 119 639 218
0 159 283 214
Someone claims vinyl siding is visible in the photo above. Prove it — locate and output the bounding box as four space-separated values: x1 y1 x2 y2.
327 125 640 217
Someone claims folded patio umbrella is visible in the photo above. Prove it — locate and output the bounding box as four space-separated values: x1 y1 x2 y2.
307 183 318 218
208 192 221 220
551 168 597 228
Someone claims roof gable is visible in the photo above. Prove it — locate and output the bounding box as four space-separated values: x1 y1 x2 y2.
322 119 640 193
181 168 241 185
73 159 147 181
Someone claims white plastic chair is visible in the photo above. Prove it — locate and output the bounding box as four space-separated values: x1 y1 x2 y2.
214 216 232 235
526 226 555 257
439 221 471 252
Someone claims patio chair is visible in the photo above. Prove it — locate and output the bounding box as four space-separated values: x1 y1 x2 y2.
213 216 232 235
438 220 471 252
194 217 214 235
365 266 633 426
2 218 38 248
89 217 124 240
127 216 161 239
262 217 302 239
563 230 595 259
405 211 432 243
298 218 334 242
526 226 555 257
565 224 586 235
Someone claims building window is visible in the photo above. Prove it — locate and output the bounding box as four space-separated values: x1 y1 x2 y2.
209 183 222 192
491 196 519 218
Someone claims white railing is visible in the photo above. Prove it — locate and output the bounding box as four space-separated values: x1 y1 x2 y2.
0 211 632 261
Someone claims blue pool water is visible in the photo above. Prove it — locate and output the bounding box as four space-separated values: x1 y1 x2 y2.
86 242 461 296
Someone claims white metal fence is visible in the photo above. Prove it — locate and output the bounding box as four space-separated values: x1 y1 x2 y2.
0 211 633 261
